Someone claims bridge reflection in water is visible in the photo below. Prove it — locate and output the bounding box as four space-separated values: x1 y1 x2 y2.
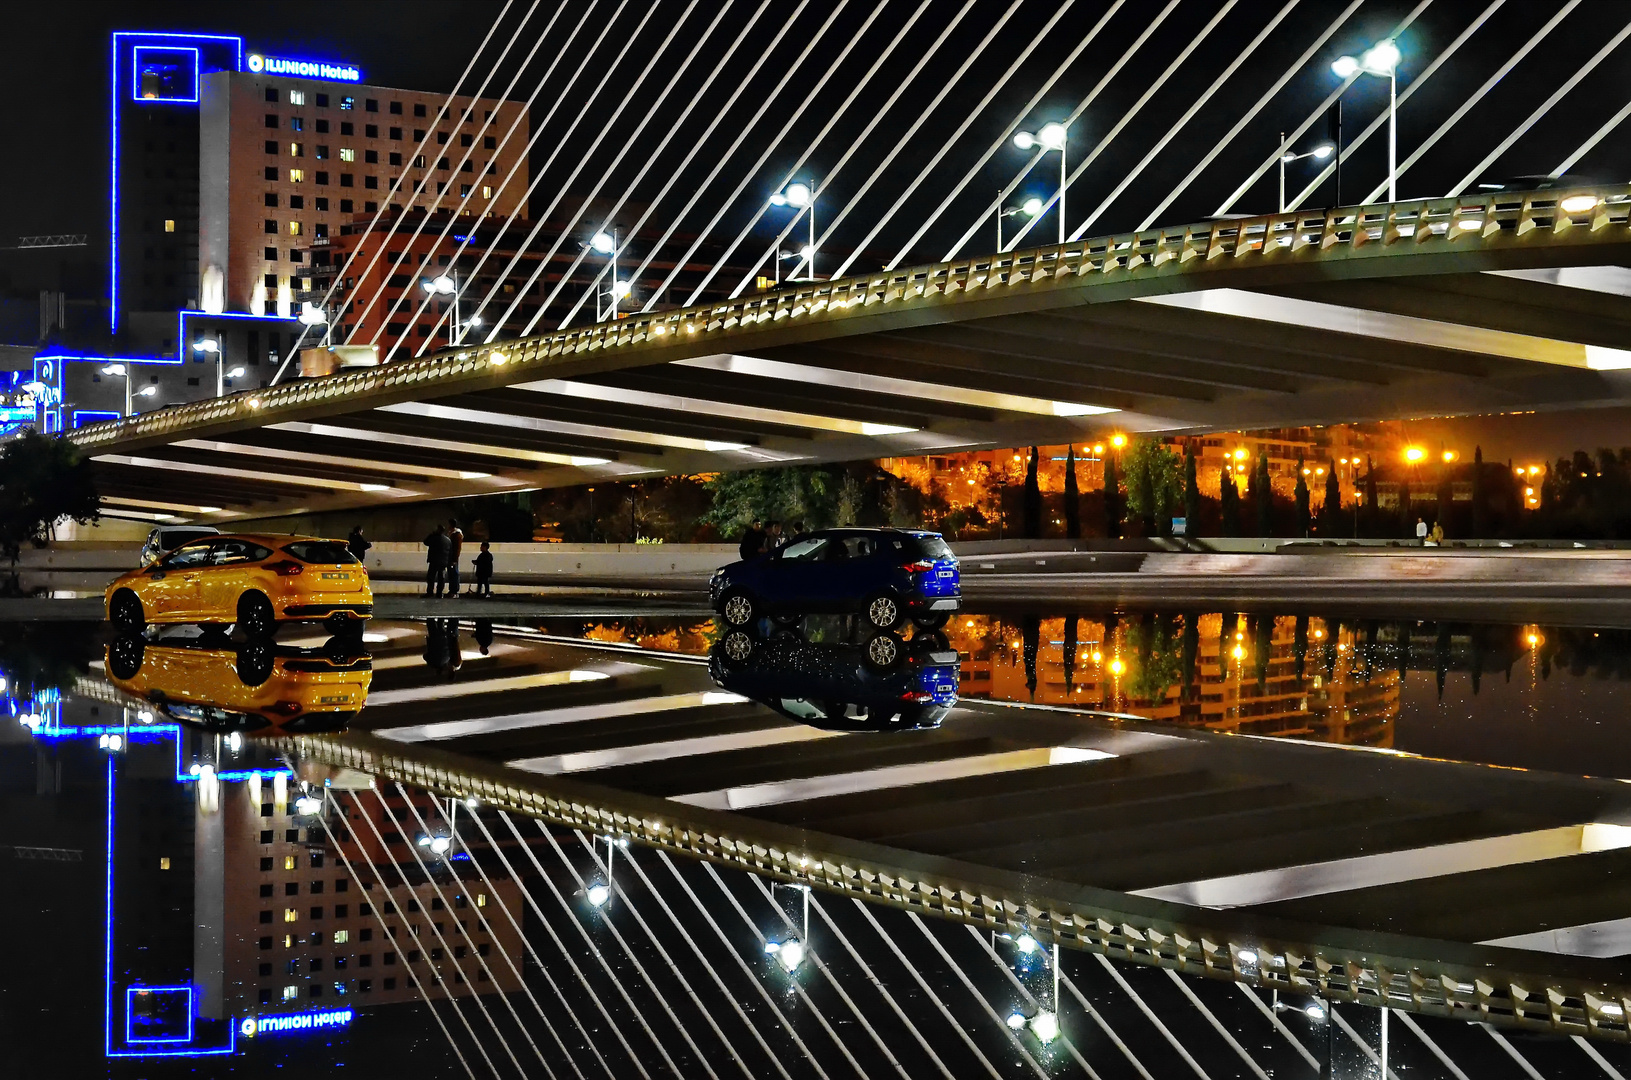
7 615 1631 1076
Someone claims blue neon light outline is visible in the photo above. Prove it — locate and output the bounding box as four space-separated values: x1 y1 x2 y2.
125 985 195 1043
110 32 244 332
103 742 238 1058
178 309 297 362
73 410 123 429
131 46 199 104
36 352 183 367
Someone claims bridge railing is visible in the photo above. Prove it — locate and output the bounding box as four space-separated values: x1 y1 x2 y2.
68 185 1631 451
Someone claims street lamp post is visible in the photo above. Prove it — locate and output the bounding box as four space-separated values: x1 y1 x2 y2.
588 231 631 321
996 195 1044 250
1012 122 1068 244
769 182 816 280
193 337 242 397
422 272 481 345
1332 39 1401 202
1278 133 1335 213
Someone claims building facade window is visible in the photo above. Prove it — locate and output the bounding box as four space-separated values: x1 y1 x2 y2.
289 142 303 157
264 166 278 181
288 221 302 236
315 145 329 160
365 124 378 138
163 219 176 233
316 118 329 133
339 148 355 162
482 185 493 198
264 87 278 103
289 90 305 105
289 168 304 182
390 126 402 141
265 114 279 129
289 117 303 132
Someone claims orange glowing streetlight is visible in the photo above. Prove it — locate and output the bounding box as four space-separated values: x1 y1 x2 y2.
1404 447 1425 463
1441 450 1457 463
1110 433 1127 449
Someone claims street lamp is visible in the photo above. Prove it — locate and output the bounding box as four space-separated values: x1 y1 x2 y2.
193 336 239 398
1278 133 1334 213
769 182 817 280
1332 38 1401 201
421 272 477 345
298 300 331 347
1012 122 1067 244
996 196 1044 250
587 230 628 321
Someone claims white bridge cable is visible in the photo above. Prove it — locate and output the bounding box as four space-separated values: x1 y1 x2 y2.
735 0 1027 296
409 0 625 355
847 898 1005 1080
700 0 972 306
1553 98 1631 178
806 892 960 1080
394 788 559 1078
365 0 573 361
366 790 530 1080
1090 953 1213 1080
471 810 649 1080
1160 969 1271 1080
906 912 1050 1080
516 0 765 336
317 792 478 1080
1445 14 1631 197
495 813 665 1079
1356 0 1581 205
1278 0 1497 214
558 0 828 328
1001 0 1242 253
345 0 546 353
746 874 912 1080
343 791 506 1079
1058 971 1158 1080
473 3 695 341
1231 983 1321 1072
828 0 1082 279
962 925 1099 1078
271 0 517 383
1065 0 1303 243
698 861 872 1078
937 0 1179 262
567 831 743 1080
653 0 927 312
1138 0 1367 230
613 846 799 1080
454 813 600 1080
655 852 833 1080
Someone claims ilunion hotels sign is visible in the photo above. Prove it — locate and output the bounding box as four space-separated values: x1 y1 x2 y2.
246 54 362 82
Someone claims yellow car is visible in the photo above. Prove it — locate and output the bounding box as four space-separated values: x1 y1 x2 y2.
107 633 371 733
105 534 372 637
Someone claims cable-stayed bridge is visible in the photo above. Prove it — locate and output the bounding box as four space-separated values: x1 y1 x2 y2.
71 186 1631 520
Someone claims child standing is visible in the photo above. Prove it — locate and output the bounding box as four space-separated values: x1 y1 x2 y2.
473 541 494 597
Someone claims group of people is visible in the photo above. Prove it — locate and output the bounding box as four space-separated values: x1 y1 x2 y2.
737 519 805 560
423 518 495 598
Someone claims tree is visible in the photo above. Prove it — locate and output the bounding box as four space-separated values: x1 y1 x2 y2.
1220 466 1240 536
1364 455 1378 515
1103 450 1121 538
1436 461 1454 533
1063 445 1080 539
1253 447 1273 536
1471 445 1486 536
1322 461 1341 535
1183 443 1200 537
1022 446 1042 538
1294 455 1310 537
0 432 100 569
700 465 842 537
1123 437 1183 536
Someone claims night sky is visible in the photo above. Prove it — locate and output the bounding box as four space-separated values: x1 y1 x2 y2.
9 1 1631 457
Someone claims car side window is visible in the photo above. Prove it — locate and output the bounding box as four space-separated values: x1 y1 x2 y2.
162 543 214 568
842 537 876 558
778 538 828 562
210 540 265 565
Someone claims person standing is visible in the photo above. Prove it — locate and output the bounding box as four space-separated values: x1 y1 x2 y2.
738 519 765 562
446 518 465 597
347 526 372 563
473 541 494 597
1415 517 1428 547
424 523 449 597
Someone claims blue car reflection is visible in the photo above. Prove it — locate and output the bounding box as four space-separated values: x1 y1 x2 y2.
709 528 960 631
709 613 960 731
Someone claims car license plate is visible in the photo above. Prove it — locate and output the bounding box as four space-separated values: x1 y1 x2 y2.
937 569 954 577
321 572 348 579
319 694 351 704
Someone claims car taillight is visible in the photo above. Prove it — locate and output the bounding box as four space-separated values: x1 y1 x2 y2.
900 692 934 703
902 561 934 572
267 560 304 576
267 701 303 716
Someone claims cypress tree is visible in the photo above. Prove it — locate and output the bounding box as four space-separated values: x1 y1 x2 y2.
1220 466 1240 536
1064 445 1080 538
1294 455 1311 537
1254 447 1273 536
1103 451 1121 538
1183 443 1200 537
1471 445 1486 537
1022 446 1042 538
1323 461 1341 534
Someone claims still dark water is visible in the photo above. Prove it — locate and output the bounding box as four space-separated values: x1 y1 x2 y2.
3 611 1629 1078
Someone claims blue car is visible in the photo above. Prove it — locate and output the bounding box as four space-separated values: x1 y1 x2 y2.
710 528 960 631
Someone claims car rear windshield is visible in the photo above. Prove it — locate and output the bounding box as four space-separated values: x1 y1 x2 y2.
908 535 954 560
282 541 358 565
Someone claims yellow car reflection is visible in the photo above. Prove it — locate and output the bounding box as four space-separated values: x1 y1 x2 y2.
105 534 372 636
106 633 371 733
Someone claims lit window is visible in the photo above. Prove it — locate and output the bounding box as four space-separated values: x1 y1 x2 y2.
459 184 471 197
339 148 355 162
340 96 354 110
476 894 486 908
282 985 298 1001
289 142 304 157
284 908 298 923
285 855 297 870
283 934 293 949
289 168 304 183
334 930 349 944
481 186 493 199
159 857 171 870
289 90 305 106
163 219 175 233
288 221 302 236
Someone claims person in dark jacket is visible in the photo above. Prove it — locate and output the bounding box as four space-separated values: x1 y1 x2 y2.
473 541 494 597
445 518 465 597
424 524 449 597
738 520 765 561
346 526 372 563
